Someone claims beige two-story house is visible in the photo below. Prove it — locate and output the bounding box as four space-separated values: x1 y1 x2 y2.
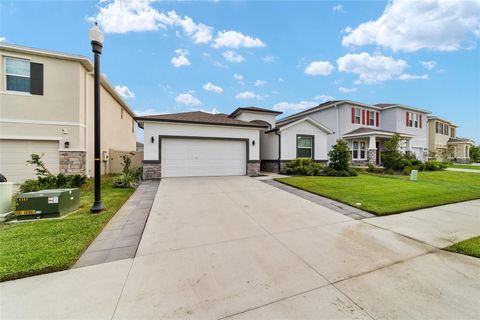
0 43 137 183
427 116 474 163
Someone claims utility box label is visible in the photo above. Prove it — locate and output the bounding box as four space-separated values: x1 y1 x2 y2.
48 196 59 204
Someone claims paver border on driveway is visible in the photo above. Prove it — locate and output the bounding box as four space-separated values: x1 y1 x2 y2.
74 180 160 268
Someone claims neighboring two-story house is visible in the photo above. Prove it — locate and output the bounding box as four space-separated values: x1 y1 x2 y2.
138 100 432 178
0 43 137 183
427 116 474 163
261 100 430 172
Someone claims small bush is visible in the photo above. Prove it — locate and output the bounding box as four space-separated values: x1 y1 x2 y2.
112 154 142 188
385 168 395 175
424 160 447 171
402 166 413 176
322 166 357 177
348 168 359 176
19 154 86 193
328 139 350 171
367 164 375 173
285 158 323 176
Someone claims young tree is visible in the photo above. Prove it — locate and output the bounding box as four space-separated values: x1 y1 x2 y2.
382 134 403 169
470 145 480 163
328 139 350 171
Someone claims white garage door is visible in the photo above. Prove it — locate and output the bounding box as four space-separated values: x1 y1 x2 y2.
162 138 246 177
0 139 60 183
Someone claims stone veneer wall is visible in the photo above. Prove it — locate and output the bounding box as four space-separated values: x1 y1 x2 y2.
247 161 260 177
59 151 86 175
143 161 161 180
367 149 377 165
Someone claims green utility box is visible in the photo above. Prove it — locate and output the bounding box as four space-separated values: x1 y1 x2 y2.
15 188 80 220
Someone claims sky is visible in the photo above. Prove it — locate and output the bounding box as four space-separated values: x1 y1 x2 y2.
1 0 479 143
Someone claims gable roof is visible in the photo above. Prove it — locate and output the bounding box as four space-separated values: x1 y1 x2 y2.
0 42 136 118
135 111 268 129
266 116 333 134
229 106 282 118
342 127 415 138
374 103 431 114
427 116 458 127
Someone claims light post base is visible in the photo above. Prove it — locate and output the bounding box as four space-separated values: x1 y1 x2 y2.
90 201 105 213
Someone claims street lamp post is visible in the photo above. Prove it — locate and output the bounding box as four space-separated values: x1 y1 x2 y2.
89 23 105 213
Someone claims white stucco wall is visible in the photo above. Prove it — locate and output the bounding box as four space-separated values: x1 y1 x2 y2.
260 131 279 160
392 108 428 149
143 121 261 161
279 121 329 160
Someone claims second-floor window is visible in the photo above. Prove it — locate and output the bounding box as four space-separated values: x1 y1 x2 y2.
5 57 30 93
354 108 361 124
351 107 379 126
369 111 375 126
407 112 422 128
436 121 443 134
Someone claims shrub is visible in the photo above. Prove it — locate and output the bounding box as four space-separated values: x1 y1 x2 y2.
470 145 480 163
367 164 375 173
402 166 413 176
385 168 395 175
285 158 323 176
328 139 350 171
348 168 359 176
19 154 86 193
112 154 142 188
424 160 447 171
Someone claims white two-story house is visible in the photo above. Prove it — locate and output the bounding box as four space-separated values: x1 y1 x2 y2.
260 100 430 172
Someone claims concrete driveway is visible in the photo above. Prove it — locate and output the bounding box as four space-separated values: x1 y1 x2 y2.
2 176 479 320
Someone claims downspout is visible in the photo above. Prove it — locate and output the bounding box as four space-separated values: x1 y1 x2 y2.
274 130 281 173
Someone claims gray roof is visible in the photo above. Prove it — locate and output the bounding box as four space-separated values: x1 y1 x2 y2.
229 106 282 118
135 111 268 128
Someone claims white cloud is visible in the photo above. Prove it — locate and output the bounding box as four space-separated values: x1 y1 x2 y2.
0 36 6 42
342 0 480 52
235 91 262 100
134 108 157 116
398 73 429 80
190 107 220 114
202 82 223 94
212 30 266 48
175 93 201 106
278 77 285 82
170 49 191 67
254 80 267 87
304 60 334 76
222 50 245 63
115 85 135 98
234 73 243 80
272 101 317 112
332 4 345 13
337 52 408 84
420 60 436 70
263 55 277 63
314 94 335 102
338 87 357 93
91 0 263 48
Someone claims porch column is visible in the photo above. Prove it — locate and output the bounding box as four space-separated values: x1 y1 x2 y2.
368 135 377 165
405 138 412 153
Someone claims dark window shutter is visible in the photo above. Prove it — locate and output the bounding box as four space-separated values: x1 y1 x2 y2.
362 110 365 125
351 107 355 123
376 112 379 127
419 114 422 128
406 112 409 127
30 62 43 95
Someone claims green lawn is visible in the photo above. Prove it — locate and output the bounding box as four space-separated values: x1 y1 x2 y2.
446 236 480 258
276 171 480 216
0 175 134 282
447 163 480 170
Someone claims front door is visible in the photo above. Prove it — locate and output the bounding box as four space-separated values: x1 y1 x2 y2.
376 141 380 165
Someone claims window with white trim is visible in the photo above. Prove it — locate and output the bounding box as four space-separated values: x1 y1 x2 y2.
369 111 375 126
408 112 420 128
352 141 366 160
354 108 361 124
5 57 30 93
297 135 313 158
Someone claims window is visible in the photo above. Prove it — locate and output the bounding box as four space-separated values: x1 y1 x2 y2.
352 140 366 159
444 124 449 136
407 112 421 128
5 57 30 93
354 108 361 124
369 111 375 126
121 108 124 119
297 135 313 158
131 119 134 133
451 127 455 137
436 121 443 134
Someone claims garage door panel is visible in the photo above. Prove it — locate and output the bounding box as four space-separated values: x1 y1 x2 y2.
0 140 60 183
162 139 246 177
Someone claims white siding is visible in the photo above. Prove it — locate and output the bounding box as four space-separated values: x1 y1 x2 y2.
280 121 329 160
